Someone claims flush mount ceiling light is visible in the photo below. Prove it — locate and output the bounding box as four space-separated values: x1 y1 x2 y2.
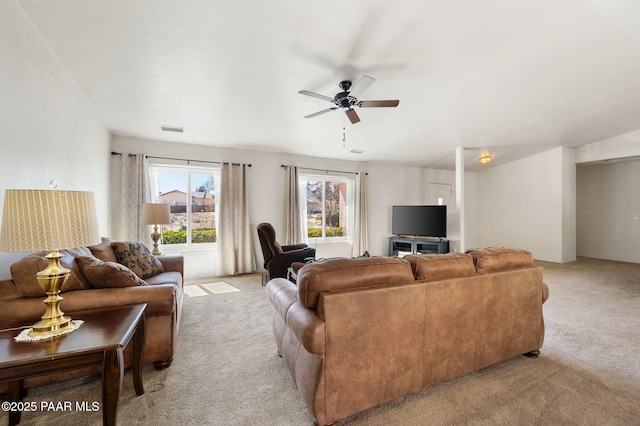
478 154 493 164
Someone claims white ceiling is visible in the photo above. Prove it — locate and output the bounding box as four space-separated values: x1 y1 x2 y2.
18 0 640 171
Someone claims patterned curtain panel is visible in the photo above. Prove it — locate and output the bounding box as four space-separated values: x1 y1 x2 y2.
352 172 369 257
217 163 256 275
116 153 151 244
282 165 301 245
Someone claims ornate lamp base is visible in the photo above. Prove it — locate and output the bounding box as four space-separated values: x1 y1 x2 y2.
28 315 74 337
150 224 162 256
29 250 75 339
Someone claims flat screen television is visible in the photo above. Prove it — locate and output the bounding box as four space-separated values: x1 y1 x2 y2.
392 205 447 238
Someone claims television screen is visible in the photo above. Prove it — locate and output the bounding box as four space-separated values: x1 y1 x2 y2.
392 205 447 238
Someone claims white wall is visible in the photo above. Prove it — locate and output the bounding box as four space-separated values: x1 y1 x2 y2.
112 136 459 278
475 147 576 263
575 129 640 163
0 1 110 279
424 168 477 253
561 148 577 262
365 162 424 257
576 160 640 263
574 128 640 263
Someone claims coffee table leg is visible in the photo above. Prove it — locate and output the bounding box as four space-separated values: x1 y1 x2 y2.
102 348 124 426
8 380 24 426
133 314 145 396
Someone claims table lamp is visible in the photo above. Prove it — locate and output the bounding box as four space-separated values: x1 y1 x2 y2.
141 203 171 256
0 189 101 338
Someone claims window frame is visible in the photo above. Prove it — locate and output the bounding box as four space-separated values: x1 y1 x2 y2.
299 172 355 243
148 163 220 250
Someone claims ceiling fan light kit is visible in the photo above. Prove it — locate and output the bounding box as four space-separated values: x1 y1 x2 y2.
299 75 399 124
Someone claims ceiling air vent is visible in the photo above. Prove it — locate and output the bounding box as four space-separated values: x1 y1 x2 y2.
160 125 185 133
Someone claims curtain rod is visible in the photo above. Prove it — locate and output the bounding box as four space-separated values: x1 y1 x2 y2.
111 151 136 157
111 152 251 166
281 165 366 175
147 155 251 167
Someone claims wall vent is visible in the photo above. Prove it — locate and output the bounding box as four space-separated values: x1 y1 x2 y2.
160 125 185 133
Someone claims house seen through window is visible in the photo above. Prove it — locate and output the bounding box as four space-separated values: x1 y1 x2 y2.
149 165 220 247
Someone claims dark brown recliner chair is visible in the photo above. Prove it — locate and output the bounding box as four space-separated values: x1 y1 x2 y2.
257 222 316 279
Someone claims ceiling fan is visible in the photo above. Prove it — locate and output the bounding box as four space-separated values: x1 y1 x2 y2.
298 75 399 124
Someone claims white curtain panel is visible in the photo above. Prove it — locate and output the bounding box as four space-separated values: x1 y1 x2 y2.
282 165 301 245
117 153 151 244
217 163 256 275
298 177 309 244
352 172 369 257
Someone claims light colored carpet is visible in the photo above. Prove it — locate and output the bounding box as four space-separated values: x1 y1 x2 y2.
2 257 639 425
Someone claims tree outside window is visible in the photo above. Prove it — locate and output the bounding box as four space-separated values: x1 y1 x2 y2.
302 175 353 239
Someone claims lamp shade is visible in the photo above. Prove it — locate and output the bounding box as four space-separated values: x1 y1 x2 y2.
0 189 101 252
141 203 171 225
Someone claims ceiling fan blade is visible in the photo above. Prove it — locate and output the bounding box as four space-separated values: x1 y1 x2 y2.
304 107 338 118
359 100 400 108
349 75 375 99
345 108 361 124
298 90 334 102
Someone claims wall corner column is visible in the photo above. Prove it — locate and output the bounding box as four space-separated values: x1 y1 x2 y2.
456 147 466 252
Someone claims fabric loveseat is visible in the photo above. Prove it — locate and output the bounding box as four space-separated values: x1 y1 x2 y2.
0 237 183 391
266 247 549 425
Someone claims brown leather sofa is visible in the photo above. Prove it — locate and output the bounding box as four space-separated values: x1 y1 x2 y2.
266 248 549 426
0 238 183 392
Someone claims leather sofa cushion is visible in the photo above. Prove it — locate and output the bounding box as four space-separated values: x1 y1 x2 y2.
76 256 147 288
404 252 476 281
89 237 119 263
297 257 414 309
465 247 533 273
145 271 183 286
10 248 92 297
111 241 165 279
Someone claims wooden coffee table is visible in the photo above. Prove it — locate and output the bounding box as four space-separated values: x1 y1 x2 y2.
0 304 146 426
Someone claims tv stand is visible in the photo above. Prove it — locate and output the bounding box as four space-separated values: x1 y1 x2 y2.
388 236 449 257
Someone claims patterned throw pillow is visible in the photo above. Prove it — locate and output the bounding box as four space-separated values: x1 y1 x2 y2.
111 241 165 279
76 256 147 288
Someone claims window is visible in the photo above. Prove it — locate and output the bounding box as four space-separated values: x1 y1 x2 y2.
300 173 355 240
149 164 220 247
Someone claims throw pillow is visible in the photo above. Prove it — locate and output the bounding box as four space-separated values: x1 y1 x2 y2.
10 250 92 297
76 256 147 288
111 241 165 279
88 237 119 263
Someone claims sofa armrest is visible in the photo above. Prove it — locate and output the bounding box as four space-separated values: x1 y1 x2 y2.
282 243 309 252
542 281 549 303
267 278 298 315
266 278 325 355
286 302 325 355
158 256 184 276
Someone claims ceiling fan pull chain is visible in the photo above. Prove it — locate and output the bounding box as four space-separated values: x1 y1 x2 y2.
342 115 346 145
